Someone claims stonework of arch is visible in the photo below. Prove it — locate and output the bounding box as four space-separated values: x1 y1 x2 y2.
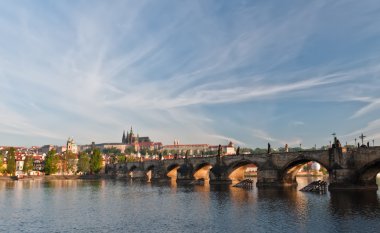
226 160 259 181
193 162 212 180
129 165 138 171
280 158 330 186
356 159 380 186
166 163 180 179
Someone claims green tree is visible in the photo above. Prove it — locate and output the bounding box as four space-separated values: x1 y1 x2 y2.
44 149 59 175
117 155 126 163
0 150 4 169
23 156 34 175
7 147 16 176
140 148 147 156
90 148 102 174
126 156 139 162
124 147 135 155
253 148 267 154
0 150 6 175
64 151 77 174
77 152 90 174
103 147 121 155
241 148 254 154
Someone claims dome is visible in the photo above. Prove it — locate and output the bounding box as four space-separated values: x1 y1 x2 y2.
311 162 321 171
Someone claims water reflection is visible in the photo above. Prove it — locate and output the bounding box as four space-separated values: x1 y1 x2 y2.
330 190 380 217
0 177 379 233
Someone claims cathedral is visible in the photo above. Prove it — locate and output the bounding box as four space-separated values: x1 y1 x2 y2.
122 127 151 145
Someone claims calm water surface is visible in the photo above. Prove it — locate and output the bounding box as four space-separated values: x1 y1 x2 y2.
0 177 379 233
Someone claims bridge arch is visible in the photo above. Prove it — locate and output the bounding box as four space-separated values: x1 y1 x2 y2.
146 165 155 172
227 160 259 182
281 157 329 186
193 162 212 181
357 159 380 186
166 163 180 179
129 165 138 172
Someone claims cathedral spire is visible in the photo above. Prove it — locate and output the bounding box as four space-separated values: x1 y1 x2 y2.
122 130 126 143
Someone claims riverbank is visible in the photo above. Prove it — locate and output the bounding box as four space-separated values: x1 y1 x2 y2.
0 174 113 181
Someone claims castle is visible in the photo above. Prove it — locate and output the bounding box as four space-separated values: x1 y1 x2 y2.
122 126 151 144
122 127 162 151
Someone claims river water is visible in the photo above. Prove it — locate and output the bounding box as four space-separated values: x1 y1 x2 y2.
0 177 379 233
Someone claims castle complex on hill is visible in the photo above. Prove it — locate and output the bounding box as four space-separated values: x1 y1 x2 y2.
122 127 151 144
121 126 162 151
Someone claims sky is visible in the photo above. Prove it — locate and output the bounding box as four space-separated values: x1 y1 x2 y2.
1 0 380 148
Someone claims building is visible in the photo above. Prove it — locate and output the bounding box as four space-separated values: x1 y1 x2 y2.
39 145 56 154
209 141 236 155
121 126 163 152
162 140 236 156
66 137 78 154
91 143 127 153
78 127 163 155
162 142 210 155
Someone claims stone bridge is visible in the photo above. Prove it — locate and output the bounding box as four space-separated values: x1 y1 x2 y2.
106 146 380 190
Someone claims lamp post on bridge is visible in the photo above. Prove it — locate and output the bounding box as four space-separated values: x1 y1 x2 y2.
373 139 375 147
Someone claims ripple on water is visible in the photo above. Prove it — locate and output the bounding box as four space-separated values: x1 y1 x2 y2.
0 178 379 233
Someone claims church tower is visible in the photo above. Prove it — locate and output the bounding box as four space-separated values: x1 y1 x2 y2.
129 126 134 144
126 130 129 144
122 130 126 143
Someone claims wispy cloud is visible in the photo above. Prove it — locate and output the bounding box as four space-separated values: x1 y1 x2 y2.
351 98 380 118
208 134 247 146
0 1 380 148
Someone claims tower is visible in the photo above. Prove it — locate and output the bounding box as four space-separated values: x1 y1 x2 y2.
66 137 78 154
129 126 134 144
122 130 126 143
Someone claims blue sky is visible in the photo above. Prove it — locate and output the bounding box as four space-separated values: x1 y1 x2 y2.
1 0 380 148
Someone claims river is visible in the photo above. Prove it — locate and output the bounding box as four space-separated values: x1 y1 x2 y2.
0 177 379 233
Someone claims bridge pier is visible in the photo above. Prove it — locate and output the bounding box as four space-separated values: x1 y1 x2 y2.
176 163 195 184
209 163 232 185
209 177 232 185
329 168 378 191
129 169 148 181
257 169 282 187
150 166 171 183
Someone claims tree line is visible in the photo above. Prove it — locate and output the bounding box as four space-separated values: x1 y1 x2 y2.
0 147 103 176
44 148 103 175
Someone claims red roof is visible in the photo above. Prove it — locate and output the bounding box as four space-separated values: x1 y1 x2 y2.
33 156 43 160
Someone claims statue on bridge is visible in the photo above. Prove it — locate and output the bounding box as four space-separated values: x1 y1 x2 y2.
236 146 240 156
268 143 271 154
218 144 222 157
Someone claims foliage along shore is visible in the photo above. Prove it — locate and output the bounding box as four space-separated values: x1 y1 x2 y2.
0 174 114 181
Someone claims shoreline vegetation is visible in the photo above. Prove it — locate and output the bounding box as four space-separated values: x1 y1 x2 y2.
0 174 114 181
